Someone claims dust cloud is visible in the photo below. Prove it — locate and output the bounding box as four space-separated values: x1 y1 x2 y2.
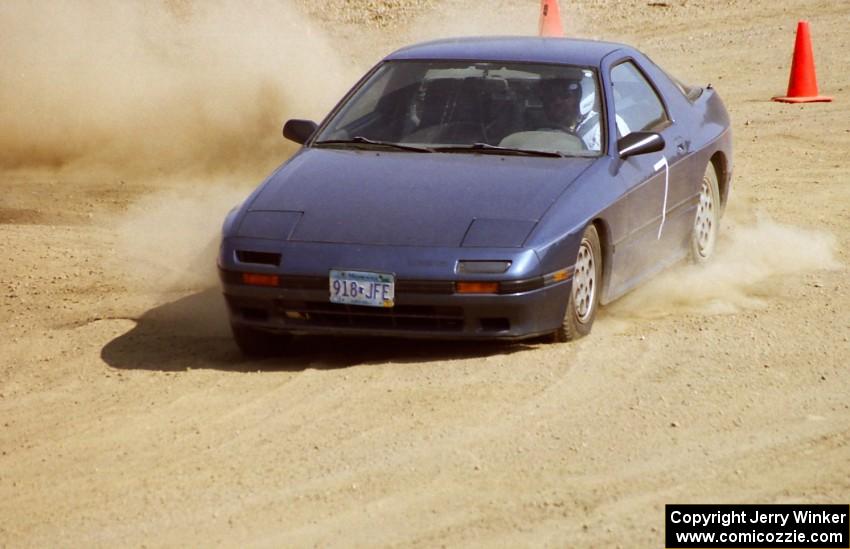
608 215 841 319
0 0 355 178
0 0 362 292
109 179 251 291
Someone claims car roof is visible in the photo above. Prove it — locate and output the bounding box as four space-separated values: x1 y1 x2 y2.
385 36 631 67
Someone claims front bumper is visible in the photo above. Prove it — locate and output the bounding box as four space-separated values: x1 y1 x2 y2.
221 273 571 341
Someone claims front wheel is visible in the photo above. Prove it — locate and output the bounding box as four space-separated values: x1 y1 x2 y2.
551 224 602 343
690 163 720 263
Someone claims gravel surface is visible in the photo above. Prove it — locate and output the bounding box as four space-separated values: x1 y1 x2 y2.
1 0 848 546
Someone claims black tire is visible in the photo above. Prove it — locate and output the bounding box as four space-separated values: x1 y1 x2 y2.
690 162 721 264
231 323 290 357
552 224 602 343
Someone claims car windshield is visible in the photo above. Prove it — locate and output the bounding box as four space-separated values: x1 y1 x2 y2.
314 60 604 157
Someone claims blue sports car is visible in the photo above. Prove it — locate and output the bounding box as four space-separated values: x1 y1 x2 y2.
218 36 732 354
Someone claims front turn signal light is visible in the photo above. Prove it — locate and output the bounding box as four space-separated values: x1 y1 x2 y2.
543 267 573 285
241 273 279 287
456 281 499 294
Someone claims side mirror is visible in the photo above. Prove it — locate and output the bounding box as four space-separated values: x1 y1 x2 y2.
283 119 318 145
617 132 665 159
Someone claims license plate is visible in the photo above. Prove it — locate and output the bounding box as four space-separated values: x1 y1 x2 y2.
329 270 395 308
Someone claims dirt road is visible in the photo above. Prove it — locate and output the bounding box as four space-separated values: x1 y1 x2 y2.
1 1 848 546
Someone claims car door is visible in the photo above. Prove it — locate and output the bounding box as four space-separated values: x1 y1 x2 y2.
605 58 690 290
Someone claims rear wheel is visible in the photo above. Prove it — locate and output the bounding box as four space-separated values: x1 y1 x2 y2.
690 163 720 263
552 224 602 343
231 323 291 357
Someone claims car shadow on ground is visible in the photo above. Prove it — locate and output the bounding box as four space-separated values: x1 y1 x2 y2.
101 288 533 373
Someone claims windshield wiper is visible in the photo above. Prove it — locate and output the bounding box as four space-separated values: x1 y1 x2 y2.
433 143 564 158
313 136 433 153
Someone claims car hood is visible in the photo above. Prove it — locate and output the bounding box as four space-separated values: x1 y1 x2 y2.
243 148 594 248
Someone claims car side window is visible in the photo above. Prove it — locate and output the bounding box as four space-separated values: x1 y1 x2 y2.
610 61 669 137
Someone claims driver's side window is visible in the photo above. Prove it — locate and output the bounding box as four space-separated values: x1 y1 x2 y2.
611 61 669 137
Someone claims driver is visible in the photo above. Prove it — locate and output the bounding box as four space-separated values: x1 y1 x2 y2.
539 77 602 151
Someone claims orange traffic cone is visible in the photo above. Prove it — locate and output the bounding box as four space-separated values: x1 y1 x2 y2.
772 20 832 103
538 0 564 37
